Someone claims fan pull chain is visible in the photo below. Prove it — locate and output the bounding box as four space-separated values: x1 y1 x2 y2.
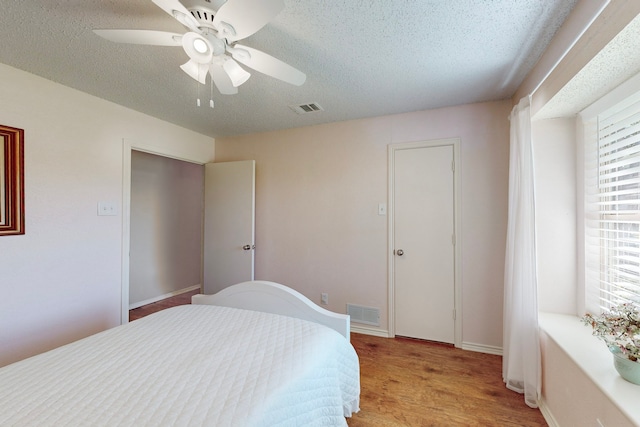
209 80 214 109
196 78 201 107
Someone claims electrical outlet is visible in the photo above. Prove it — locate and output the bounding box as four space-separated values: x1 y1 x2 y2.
321 293 328 305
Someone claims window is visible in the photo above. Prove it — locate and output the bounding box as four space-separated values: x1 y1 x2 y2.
586 93 640 312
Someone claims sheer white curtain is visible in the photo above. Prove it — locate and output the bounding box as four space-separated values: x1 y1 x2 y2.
503 96 541 408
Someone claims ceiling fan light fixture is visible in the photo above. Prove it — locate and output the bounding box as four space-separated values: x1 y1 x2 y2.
180 60 208 84
182 32 213 63
223 59 251 87
193 38 208 54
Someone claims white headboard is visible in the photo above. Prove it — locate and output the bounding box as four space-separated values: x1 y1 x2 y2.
192 280 350 341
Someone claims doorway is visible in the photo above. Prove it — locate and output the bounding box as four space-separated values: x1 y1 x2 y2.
388 139 461 346
121 140 256 325
129 150 204 309
121 139 212 324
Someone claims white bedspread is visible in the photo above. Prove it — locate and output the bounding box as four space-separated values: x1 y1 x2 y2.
0 305 360 426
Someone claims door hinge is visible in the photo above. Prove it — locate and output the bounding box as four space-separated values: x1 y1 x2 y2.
451 160 455 172
453 309 456 320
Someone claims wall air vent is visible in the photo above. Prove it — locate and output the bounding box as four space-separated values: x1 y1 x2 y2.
347 304 380 327
289 102 324 114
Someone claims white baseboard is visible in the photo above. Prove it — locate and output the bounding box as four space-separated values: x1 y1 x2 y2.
351 325 390 338
129 284 201 310
538 398 559 427
461 342 503 356
349 329 506 355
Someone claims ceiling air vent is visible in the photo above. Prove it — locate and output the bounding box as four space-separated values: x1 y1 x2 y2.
289 102 324 115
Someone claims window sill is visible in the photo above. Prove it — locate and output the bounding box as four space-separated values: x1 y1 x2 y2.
539 312 640 425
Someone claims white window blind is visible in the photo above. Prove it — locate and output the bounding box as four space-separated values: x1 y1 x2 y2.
590 97 640 311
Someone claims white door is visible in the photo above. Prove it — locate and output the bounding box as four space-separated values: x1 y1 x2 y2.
203 160 255 294
393 143 455 343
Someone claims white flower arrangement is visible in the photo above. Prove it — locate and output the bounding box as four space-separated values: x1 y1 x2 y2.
582 303 640 363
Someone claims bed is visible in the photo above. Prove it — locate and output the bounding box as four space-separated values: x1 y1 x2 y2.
0 280 360 426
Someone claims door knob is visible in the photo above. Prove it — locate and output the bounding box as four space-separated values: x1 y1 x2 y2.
243 245 253 250
396 249 404 256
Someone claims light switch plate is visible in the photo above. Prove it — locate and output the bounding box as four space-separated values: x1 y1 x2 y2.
97 201 116 216
378 203 387 216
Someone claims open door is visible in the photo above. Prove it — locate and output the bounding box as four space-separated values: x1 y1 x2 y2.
203 160 255 294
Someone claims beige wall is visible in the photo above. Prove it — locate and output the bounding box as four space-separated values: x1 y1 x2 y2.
0 64 214 367
0 61 509 364
532 117 577 314
216 100 511 349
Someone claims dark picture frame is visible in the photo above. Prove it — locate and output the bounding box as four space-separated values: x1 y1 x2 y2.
0 124 25 236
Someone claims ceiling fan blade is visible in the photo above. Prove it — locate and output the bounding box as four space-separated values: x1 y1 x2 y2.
231 44 306 86
209 63 239 95
93 29 182 46
213 0 284 42
180 60 209 84
152 0 199 30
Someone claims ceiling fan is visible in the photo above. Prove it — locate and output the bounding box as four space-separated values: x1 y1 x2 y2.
94 0 306 97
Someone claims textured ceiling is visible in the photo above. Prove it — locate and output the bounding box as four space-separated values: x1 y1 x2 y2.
0 0 577 138
535 14 640 120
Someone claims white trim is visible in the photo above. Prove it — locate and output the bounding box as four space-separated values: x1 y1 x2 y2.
453 140 462 349
351 325 391 338
348 331 504 353
538 398 560 427
460 342 503 356
121 139 212 325
539 312 640 425
387 138 462 348
387 144 395 338
121 140 132 325
129 284 201 310
529 0 610 98
579 70 640 120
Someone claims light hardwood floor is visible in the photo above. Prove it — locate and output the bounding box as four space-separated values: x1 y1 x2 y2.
130 290 547 426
